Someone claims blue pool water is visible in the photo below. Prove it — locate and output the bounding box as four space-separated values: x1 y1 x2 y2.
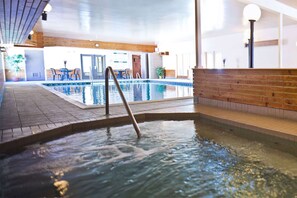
44 80 193 105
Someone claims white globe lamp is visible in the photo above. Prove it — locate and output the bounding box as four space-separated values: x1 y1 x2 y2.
243 4 261 21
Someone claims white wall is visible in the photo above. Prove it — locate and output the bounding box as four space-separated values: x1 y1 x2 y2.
158 40 196 78
148 53 162 79
43 47 148 79
158 24 297 70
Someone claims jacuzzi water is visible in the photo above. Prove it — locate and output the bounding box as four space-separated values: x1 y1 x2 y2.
44 81 193 105
0 119 296 197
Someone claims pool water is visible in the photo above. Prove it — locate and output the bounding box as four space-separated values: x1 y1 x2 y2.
46 81 193 105
0 120 296 197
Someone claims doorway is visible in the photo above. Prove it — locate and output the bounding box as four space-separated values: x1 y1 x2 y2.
132 55 141 78
81 54 106 80
25 50 45 81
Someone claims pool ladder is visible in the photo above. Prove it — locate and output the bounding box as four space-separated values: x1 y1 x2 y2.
105 66 141 138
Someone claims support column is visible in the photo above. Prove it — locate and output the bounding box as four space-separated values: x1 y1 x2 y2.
195 0 202 68
249 20 255 68
278 13 283 68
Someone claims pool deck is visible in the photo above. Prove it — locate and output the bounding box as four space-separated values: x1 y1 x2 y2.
0 82 297 153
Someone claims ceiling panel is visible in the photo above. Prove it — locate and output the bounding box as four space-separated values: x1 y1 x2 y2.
276 0 297 9
3 0 297 45
0 0 49 44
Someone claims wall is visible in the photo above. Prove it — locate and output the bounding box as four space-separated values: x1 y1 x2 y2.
0 53 4 106
4 48 26 81
148 53 163 79
193 68 297 120
43 47 148 80
158 24 297 71
158 40 196 79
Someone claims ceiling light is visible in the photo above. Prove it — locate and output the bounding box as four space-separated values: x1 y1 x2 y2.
44 4 52 12
0 47 6 52
28 30 34 40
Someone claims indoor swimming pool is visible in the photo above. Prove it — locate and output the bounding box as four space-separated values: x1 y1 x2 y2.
43 80 193 106
1 119 296 197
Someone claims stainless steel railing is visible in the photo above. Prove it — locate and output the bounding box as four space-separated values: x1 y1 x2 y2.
135 72 141 79
105 66 141 138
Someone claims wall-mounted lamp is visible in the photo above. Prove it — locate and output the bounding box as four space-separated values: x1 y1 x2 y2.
95 43 99 47
42 3 52 21
28 30 34 40
243 4 261 68
0 47 6 52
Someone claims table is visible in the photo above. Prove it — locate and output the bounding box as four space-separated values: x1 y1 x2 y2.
60 68 73 81
115 70 125 79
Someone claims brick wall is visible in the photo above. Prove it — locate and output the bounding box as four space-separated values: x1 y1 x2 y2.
193 69 297 120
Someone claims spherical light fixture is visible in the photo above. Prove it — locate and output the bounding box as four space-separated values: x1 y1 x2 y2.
243 4 261 21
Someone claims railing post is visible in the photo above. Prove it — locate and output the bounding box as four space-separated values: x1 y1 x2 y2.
105 67 109 115
104 66 141 138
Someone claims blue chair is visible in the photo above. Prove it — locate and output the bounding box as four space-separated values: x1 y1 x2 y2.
71 68 81 80
50 68 61 80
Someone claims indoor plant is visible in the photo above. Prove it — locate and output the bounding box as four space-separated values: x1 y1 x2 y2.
5 54 26 81
156 66 165 79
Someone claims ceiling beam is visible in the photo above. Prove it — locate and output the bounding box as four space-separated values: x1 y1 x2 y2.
237 0 297 20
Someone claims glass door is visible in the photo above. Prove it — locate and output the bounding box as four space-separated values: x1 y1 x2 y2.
81 54 106 80
93 55 105 79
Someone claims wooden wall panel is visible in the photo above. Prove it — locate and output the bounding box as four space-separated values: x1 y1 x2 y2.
165 69 175 78
14 33 156 52
15 32 44 48
193 69 297 112
43 36 156 52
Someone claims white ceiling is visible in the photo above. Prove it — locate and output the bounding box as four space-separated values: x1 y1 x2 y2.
34 0 297 45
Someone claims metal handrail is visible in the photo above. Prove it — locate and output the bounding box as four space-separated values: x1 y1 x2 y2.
105 66 141 138
135 72 141 79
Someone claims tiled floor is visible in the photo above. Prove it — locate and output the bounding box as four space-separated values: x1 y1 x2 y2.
0 83 296 152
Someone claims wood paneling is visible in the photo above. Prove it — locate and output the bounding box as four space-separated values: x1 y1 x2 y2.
244 39 278 47
43 36 156 52
0 0 49 44
193 69 297 112
13 33 156 52
15 32 44 48
165 69 175 78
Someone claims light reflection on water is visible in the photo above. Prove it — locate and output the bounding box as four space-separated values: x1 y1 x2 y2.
0 120 296 197
50 82 193 105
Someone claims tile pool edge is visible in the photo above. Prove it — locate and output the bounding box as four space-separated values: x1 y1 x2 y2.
0 112 296 154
